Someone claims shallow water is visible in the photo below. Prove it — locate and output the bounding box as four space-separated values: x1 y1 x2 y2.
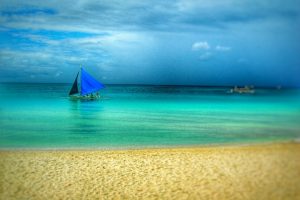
0 83 299 149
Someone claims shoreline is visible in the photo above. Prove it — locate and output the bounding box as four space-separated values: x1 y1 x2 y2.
1 141 300 199
0 138 298 152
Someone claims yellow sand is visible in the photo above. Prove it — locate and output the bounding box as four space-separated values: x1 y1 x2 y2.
0 142 300 200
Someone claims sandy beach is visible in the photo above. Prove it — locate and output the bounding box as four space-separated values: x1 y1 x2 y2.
0 142 300 200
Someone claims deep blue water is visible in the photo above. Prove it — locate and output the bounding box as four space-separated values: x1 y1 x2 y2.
0 83 300 149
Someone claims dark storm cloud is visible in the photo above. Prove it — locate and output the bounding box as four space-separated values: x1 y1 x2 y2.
0 0 299 86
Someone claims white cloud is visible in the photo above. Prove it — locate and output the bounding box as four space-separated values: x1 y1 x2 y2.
215 45 231 51
70 32 142 47
192 41 210 50
55 71 63 77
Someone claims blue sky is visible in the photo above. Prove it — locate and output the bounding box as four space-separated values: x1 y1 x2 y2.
0 0 299 86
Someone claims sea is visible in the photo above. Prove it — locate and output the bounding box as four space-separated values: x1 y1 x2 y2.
0 83 300 149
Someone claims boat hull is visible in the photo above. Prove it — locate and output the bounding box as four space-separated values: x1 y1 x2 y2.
69 95 100 101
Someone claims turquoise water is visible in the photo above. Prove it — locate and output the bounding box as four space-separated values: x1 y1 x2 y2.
0 83 300 149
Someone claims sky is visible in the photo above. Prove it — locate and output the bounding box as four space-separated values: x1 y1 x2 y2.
0 0 299 87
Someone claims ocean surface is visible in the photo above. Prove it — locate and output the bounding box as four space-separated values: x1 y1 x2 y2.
0 83 300 149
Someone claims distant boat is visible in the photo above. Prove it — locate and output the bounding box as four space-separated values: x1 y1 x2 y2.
229 85 255 94
69 67 105 100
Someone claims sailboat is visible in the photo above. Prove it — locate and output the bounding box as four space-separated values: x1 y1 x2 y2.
69 67 105 100
228 85 255 94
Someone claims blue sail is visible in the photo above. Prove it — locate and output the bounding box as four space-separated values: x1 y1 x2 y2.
80 68 105 96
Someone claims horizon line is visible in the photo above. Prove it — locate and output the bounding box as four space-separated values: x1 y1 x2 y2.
0 82 298 89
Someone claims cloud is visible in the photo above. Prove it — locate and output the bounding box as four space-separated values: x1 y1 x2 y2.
192 41 210 50
55 71 63 77
0 0 299 85
199 52 212 60
215 45 231 51
0 27 153 82
0 0 298 33
176 0 300 28
1 8 56 16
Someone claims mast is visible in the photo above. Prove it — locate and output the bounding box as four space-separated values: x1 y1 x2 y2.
78 65 82 94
